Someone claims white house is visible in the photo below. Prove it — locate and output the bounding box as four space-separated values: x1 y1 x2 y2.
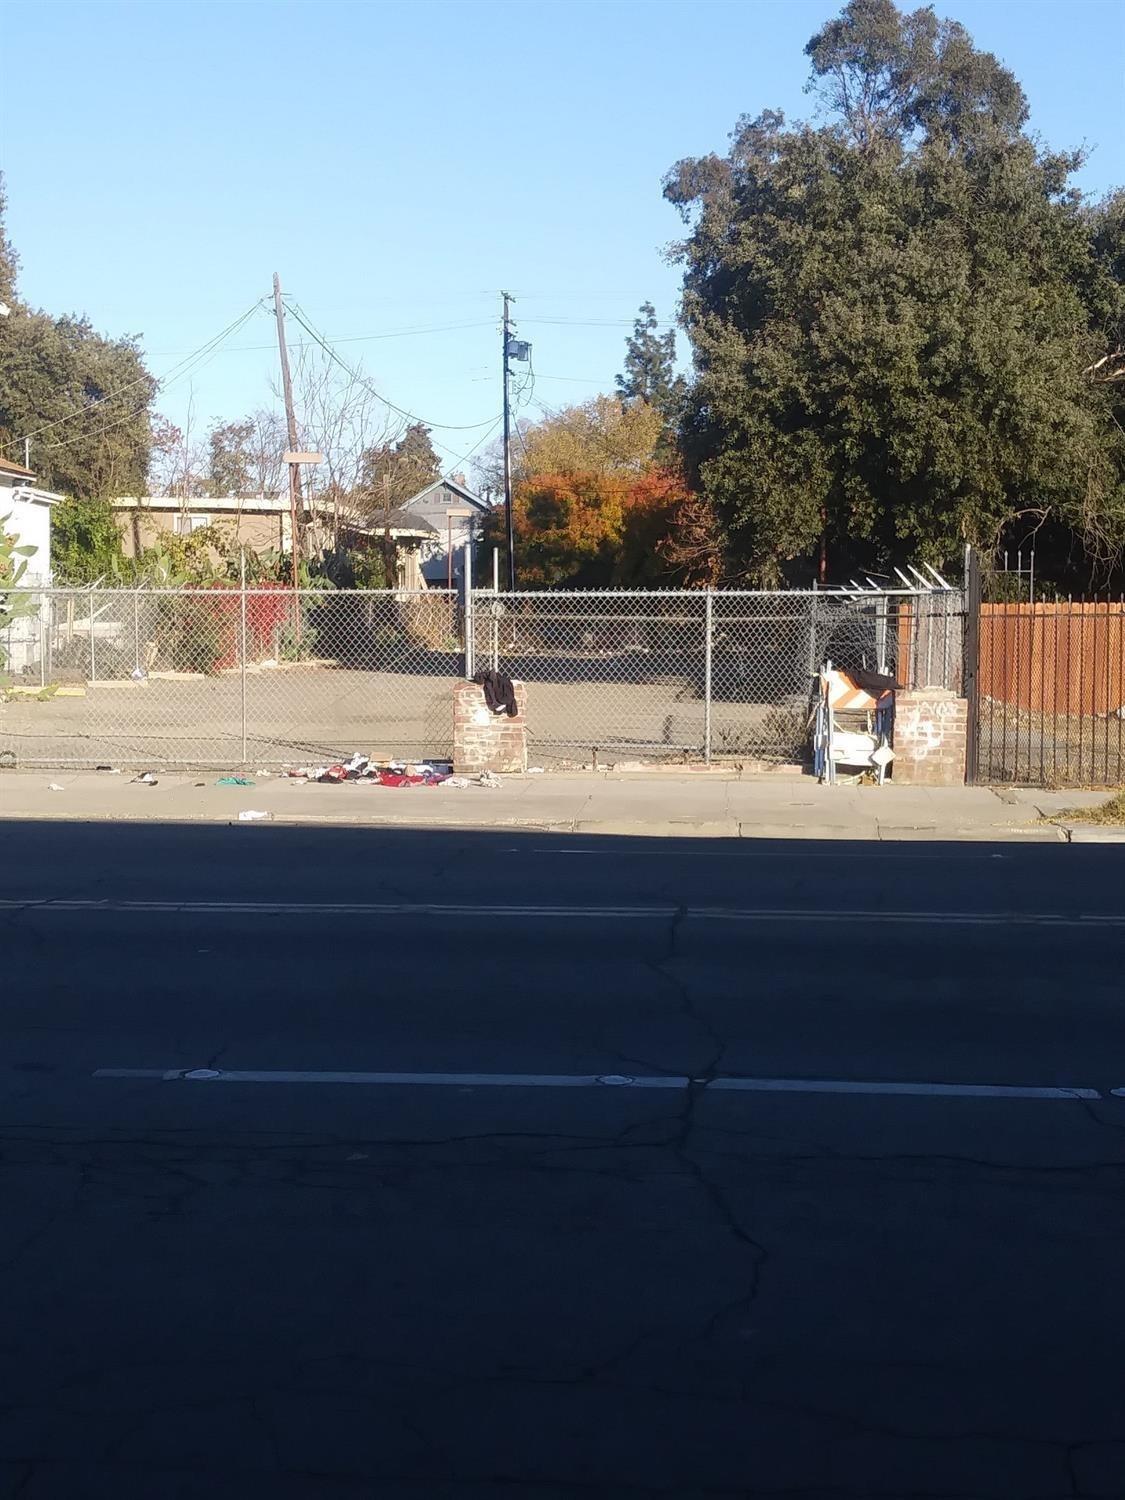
1 454 59 582
1 454 62 674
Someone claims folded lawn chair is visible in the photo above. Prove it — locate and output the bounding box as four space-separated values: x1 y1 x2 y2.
812 660 896 784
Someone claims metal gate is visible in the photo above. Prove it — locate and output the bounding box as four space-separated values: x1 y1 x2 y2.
967 549 1125 786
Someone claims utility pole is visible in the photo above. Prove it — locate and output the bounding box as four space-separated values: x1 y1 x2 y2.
501 290 515 590
272 272 303 591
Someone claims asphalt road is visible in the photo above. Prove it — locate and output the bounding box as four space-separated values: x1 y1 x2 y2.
3 821 1125 1499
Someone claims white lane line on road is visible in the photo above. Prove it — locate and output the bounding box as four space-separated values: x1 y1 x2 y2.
4 898 1123 927
95 1068 690 1089
1 899 678 919
506 848 1013 861
93 1067 1101 1100
710 1078 1100 1101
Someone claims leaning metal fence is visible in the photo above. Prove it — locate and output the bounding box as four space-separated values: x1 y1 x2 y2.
1 583 964 770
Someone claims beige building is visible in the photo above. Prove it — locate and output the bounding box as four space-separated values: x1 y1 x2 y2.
112 495 314 560
109 495 438 588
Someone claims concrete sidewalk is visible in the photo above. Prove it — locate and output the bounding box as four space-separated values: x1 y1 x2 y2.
0 767 1112 841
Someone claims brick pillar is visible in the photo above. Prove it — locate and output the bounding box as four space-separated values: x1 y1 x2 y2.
453 679 527 775
893 689 968 786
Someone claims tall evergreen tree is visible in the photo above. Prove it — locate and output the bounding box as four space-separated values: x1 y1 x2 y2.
616 302 684 423
360 421 441 513
665 0 1124 585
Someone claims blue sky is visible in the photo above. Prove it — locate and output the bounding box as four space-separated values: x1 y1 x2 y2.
2 0 1122 480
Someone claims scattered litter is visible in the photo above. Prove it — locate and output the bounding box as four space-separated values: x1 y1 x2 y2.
527 766 545 775
478 770 503 789
440 776 472 789
260 658 279 669
132 771 158 786
216 776 255 787
194 782 206 788
238 809 271 822
95 765 122 774
254 769 273 778
46 782 64 792
0 750 16 769
130 667 147 681
283 756 454 787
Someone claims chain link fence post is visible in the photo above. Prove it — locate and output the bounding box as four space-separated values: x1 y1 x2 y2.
807 587 819 691
463 542 474 680
239 556 249 767
703 588 713 763
88 590 96 685
132 590 141 676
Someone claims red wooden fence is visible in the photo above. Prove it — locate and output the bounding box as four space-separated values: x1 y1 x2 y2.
980 603 1125 718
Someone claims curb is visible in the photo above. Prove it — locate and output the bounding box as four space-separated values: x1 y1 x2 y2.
0 808 1073 843
1059 823 1125 844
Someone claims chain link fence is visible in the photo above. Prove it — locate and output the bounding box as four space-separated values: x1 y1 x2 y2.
1 584 964 770
0 587 460 768
470 587 965 766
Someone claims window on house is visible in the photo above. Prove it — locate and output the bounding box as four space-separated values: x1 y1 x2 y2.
173 513 211 535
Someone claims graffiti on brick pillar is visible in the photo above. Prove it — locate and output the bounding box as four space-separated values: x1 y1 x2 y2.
901 698 961 761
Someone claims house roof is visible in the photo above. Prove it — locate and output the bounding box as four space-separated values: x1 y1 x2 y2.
338 505 437 540
400 476 489 512
0 454 35 479
113 495 295 514
110 490 480 546
379 504 440 534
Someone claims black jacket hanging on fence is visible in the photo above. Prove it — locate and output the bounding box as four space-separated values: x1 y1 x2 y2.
473 669 518 717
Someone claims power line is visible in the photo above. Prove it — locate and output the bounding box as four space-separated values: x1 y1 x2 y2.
2 302 266 454
283 300 504 436
437 415 504 486
144 318 497 358
521 316 676 329
34 306 266 453
534 372 606 385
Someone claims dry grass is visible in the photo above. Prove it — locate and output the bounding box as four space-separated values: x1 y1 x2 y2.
1057 790 1125 825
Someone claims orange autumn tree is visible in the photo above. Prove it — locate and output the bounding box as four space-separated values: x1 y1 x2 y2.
617 468 724 587
506 471 629 588
483 397 724 588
